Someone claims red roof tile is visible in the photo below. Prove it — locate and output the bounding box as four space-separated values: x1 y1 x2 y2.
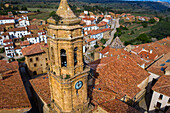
82 17 95 21
30 74 51 105
20 40 30 46
7 27 27 32
147 52 170 76
152 75 170 97
87 38 96 43
1 32 9 36
3 39 12 43
0 60 31 110
4 44 13 47
21 43 45 56
83 24 96 28
89 56 150 99
99 46 110 55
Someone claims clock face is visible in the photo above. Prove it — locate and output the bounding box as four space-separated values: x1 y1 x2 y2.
75 81 83 90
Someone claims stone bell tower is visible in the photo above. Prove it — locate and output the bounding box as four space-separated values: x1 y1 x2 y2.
47 0 91 112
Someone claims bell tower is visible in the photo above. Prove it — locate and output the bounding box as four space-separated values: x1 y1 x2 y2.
47 0 90 112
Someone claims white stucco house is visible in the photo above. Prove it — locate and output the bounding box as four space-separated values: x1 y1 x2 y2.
83 24 98 31
0 17 15 25
7 27 31 38
149 75 170 113
19 19 30 27
82 17 96 25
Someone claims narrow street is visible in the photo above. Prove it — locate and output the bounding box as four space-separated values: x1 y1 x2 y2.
19 65 39 113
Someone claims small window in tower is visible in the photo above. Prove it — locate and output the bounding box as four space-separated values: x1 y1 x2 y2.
30 58 32 62
36 57 39 61
46 63 48 66
61 49 67 67
74 47 78 66
159 94 163 100
45 58 47 61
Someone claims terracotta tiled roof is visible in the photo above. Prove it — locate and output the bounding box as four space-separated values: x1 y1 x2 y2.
4 44 13 47
14 46 21 50
1 32 9 36
147 52 170 76
89 56 150 99
99 46 110 55
0 60 31 110
82 17 95 21
3 39 12 43
100 28 111 32
99 99 140 113
87 38 96 43
25 34 39 38
4 23 15 25
30 74 51 105
152 75 170 97
97 21 107 27
7 27 27 32
83 24 96 28
138 51 158 61
21 43 45 56
0 17 14 20
105 17 112 20
19 19 29 22
20 40 30 46
27 25 38 30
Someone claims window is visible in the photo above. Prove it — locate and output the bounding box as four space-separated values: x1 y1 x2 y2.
46 63 48 66
36 57 39 61
168 98 170 103
34 63 37 67
45 58 48 61
156 102 161 109
159 94 163 100
61 49 67 67
74 47 78 66
30 58 32 62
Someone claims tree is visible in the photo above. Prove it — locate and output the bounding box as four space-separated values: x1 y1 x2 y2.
21 6 27 10
149 18 156 24
149 21 170 40
136 33 151 43
37 9 40 13
142 22 148 28
130 30 134 35
100 38 106 44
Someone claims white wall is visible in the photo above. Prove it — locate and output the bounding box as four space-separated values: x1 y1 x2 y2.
0 19 15 25
149 91 170 112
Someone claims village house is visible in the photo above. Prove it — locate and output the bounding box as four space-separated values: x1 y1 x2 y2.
26 33 47 44
1 32 10 40
14 46 23 58
4 41 14 58
86 38 97 49
83 24 98 31
149 75 170 113
102 17 112 25
82 17 96 25
146 52 170 94
0 60 31 113
20 40 30 48
88 55 150 111
0 16 15 25
19 19 30 27
97 21 109 29
21 43 49 76
7 27 31 38
30 18 46 25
